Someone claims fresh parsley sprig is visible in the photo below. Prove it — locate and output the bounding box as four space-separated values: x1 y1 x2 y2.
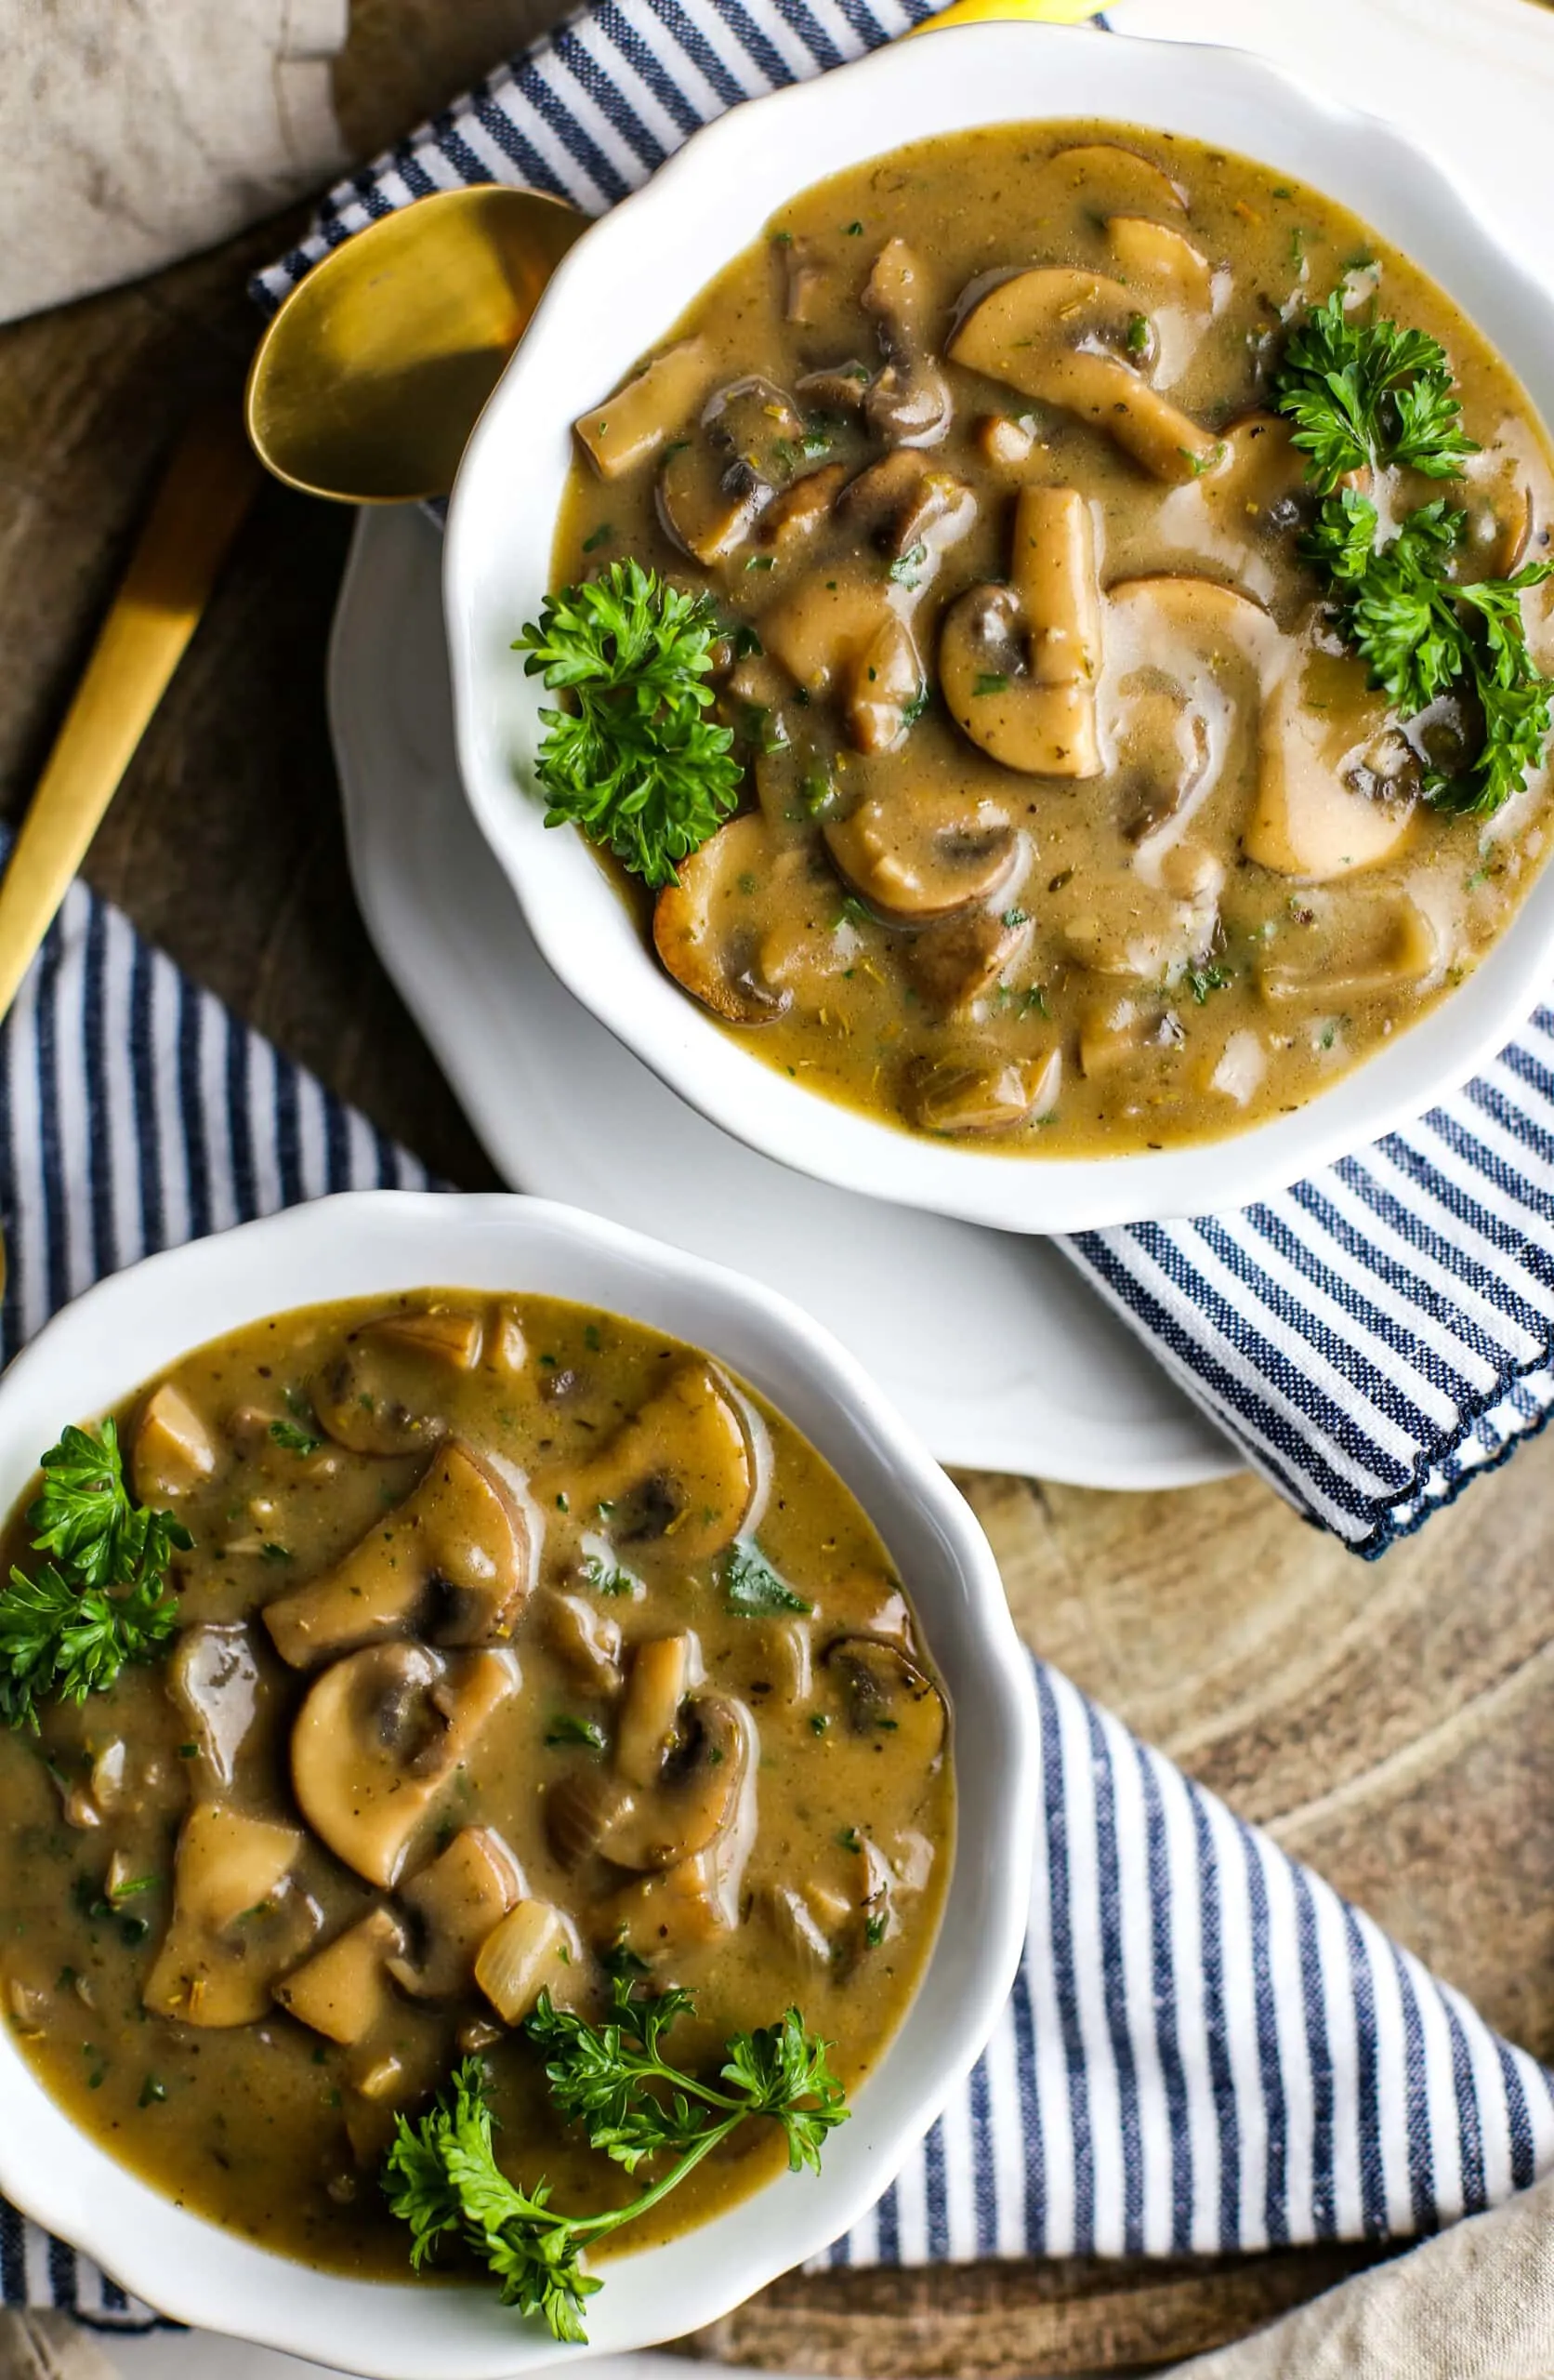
1272 288 1479 491
516 561 742 889
0 1421 190 1732
383 1980 847 2344
1302 489 1554 818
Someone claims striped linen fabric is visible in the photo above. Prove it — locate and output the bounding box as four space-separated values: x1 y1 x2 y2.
3 857 1554 2323
250 0 1554 1557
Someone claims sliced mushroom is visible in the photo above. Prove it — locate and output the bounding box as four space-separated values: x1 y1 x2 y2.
941 486 1102 777
653 812 832 1025
658 377 805 564
599 1843 741 1965
760 563 930 756
550 1363 755 1563
616 1633 697 1789
1106 216 1216 311
475 1899 583 2024
1079 995 1149 1079
144 1805 314 2029
594 1692 755 1872
291 1643 519 1889
977 414 1039 470
950 269 1223 482
1260 893 1439 1006
370 1309 482 1368
1030 140 1188 221
1152 412 1314 608
310 1337 447 1459
907 1048 1061 1136
167 1623 262 1791
574 338 715 481
388 1826 524 1999
824 790 1021 922
761 460 849 554
273 1907 406 2045
837 450 977 563
1245 658 1419 879
263 1441 536 1668
906 907 1033 1021
795 362 872 413
825 1637 947 1766
132 1382 216 1501
533 1584 624 1694
861 237 952 447
850 613 927 755
1113 681 1212 842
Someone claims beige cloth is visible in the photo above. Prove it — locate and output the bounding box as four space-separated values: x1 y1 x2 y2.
0 2315 112 2380
1179 2174 1554 2377
0 0 350 324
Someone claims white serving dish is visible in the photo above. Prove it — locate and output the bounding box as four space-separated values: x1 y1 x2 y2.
444 20 1554 1236
0 1192 1037 2377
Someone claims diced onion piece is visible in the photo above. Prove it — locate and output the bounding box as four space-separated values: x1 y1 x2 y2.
474 1899 581 2026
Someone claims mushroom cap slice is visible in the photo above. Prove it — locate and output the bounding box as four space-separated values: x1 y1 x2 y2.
825 792 1021 923
574 338 715 482
941 484 1103 778
652 813 817 1026
388 1825 525 1999
850 614 926 757
167 1623 263 1792
824 1637 947 1767
837 450 977 562
1030 140 1188 219
861 236 952 448
263 1440 536 1668
658 377 805 564
950 269 1223 483
907 1048 1061 1136
291 1643 520 1889
1260 892 1439 1007
310 1339 447 1459
1106 216 1216 311
132 1382 216 1502
144 1805 313 2029
906 907 1033 1022
1246 668 1421 879
595 1692 756 1872
552 1362 756 1564
273 1907 407 2045
616 1633 698 1790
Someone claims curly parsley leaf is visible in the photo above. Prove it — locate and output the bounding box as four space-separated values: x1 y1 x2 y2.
0 1421 189 1732
385 1986 846 2343
515 560 743 889
721 1540 812 1616
1272 289 1479 491
1300 489 1554 817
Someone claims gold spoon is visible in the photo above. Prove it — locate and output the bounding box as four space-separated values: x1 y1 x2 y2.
244 0 1100 505
245 187 586 505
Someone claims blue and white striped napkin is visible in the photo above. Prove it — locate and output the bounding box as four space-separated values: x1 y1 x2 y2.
254 0 1554 1562
3 840 1553 2327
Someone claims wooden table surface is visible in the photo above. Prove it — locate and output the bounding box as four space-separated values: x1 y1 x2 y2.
3 3 1552 2368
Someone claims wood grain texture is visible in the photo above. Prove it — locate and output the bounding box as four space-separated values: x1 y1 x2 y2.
2 3 1551 2369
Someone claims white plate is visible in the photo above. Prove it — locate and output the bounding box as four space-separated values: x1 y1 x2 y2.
326 502 1235 1488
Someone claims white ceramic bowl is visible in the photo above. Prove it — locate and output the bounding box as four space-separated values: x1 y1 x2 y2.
444 20 1554 1236
0 1192 1035 2379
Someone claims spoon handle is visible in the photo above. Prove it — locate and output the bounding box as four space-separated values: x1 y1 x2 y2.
0 402 261 1024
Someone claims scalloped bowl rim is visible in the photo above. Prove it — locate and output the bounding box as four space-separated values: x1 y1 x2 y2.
0 1191 1036 2377
443 20 1554 1236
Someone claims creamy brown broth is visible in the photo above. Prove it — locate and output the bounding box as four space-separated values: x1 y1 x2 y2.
553 121 1554 1154
0 1295 950 2272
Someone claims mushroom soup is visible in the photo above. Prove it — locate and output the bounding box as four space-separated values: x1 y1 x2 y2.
0 1293 950 2281
543 122 1554 1153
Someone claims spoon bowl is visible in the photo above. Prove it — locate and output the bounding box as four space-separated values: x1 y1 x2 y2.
245 186 586 504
